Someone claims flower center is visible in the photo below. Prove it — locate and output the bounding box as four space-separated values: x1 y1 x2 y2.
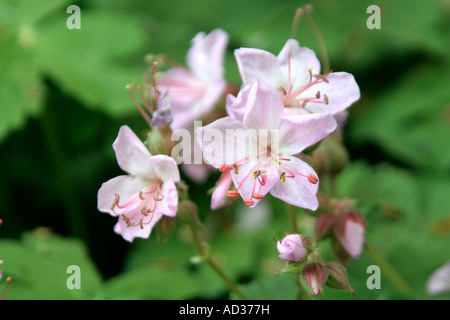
220 147 318 206
110 181 164 229
278 53 331 110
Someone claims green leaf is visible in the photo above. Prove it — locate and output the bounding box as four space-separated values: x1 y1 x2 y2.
0 229 102 300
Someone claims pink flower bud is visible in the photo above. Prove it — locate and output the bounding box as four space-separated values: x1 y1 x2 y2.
277 234 308 262
302 262 329 296
334 211 366 259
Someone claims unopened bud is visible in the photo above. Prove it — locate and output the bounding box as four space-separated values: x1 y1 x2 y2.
311 134 349 175
176 200 203 228
145 126 174 156
333 211 366 259
277 234 308 262
325 262 355 295
155 215 176 245
302 262 329 296
315 212 336 240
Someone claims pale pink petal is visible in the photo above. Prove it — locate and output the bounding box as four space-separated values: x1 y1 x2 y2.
97 175 150 217
231 160 279 208
225 84 251 121
114 210 163 242
187 28 228 82
211 172 233 210
277 39 321 90
270 156 319 210
113 126 152 177
243 80 284 131
182 163 212 183
197 116 254 167
234 47 280 88
341 220 365 259
157 179 179 217
147 155 180 183
277 234 307 262
299 72 360 115
277 113 337 156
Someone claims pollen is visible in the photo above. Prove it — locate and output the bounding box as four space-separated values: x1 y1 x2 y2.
252 193 264 199
243 199 254 207
226 190 239 198
324 94 329 105
307 174 319 184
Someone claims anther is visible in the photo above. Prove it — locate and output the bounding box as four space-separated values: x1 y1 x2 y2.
233 164 239 174
307 174 319 184
252 193 264 200
219 163 229 173
316 91 321 99
252 170 261 178
110 194 120 210
121 214 130 224
278 87 287 95
139 219 144 230
323 94 329 105
243 199 254 207
154 196 163 201
280 172 286 182
226 190 239 198
139 191 145 200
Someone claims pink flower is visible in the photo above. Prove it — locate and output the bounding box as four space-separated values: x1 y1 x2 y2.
97 126 180 242
234 39 360 117
197 80 337 209
210 171 234 210
157 28 229 130
334 211 366 259
277 234 308 262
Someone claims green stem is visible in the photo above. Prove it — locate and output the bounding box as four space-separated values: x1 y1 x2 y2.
189 226 249 300
365 243 412 295
304 5 330 73
286 203 298 234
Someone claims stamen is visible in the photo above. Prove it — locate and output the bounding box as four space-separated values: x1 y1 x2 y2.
278 87 287 95
243 199 254 207
252 193 264 200
219 163 229 173
307 174 319 184
226 190 239 198
110 194 120 210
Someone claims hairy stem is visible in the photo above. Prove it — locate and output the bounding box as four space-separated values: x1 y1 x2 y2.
189 225 249 300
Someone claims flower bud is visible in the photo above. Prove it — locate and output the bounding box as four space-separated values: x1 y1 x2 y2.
277 234 308 262
315 212 336 240
325 262 355 295
311 134 349 175
302 262 329 296
333 211 366 259
176 200 203 228
145 126 174 156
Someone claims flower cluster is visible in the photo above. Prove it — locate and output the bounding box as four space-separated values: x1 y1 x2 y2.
97 21 364 299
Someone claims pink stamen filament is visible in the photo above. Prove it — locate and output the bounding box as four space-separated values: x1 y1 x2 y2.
111 183 163 228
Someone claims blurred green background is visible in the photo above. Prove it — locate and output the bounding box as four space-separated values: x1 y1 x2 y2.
0 0 449 300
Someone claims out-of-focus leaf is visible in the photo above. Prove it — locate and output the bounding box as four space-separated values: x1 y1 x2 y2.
0 229 102 299
349 64 450 172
